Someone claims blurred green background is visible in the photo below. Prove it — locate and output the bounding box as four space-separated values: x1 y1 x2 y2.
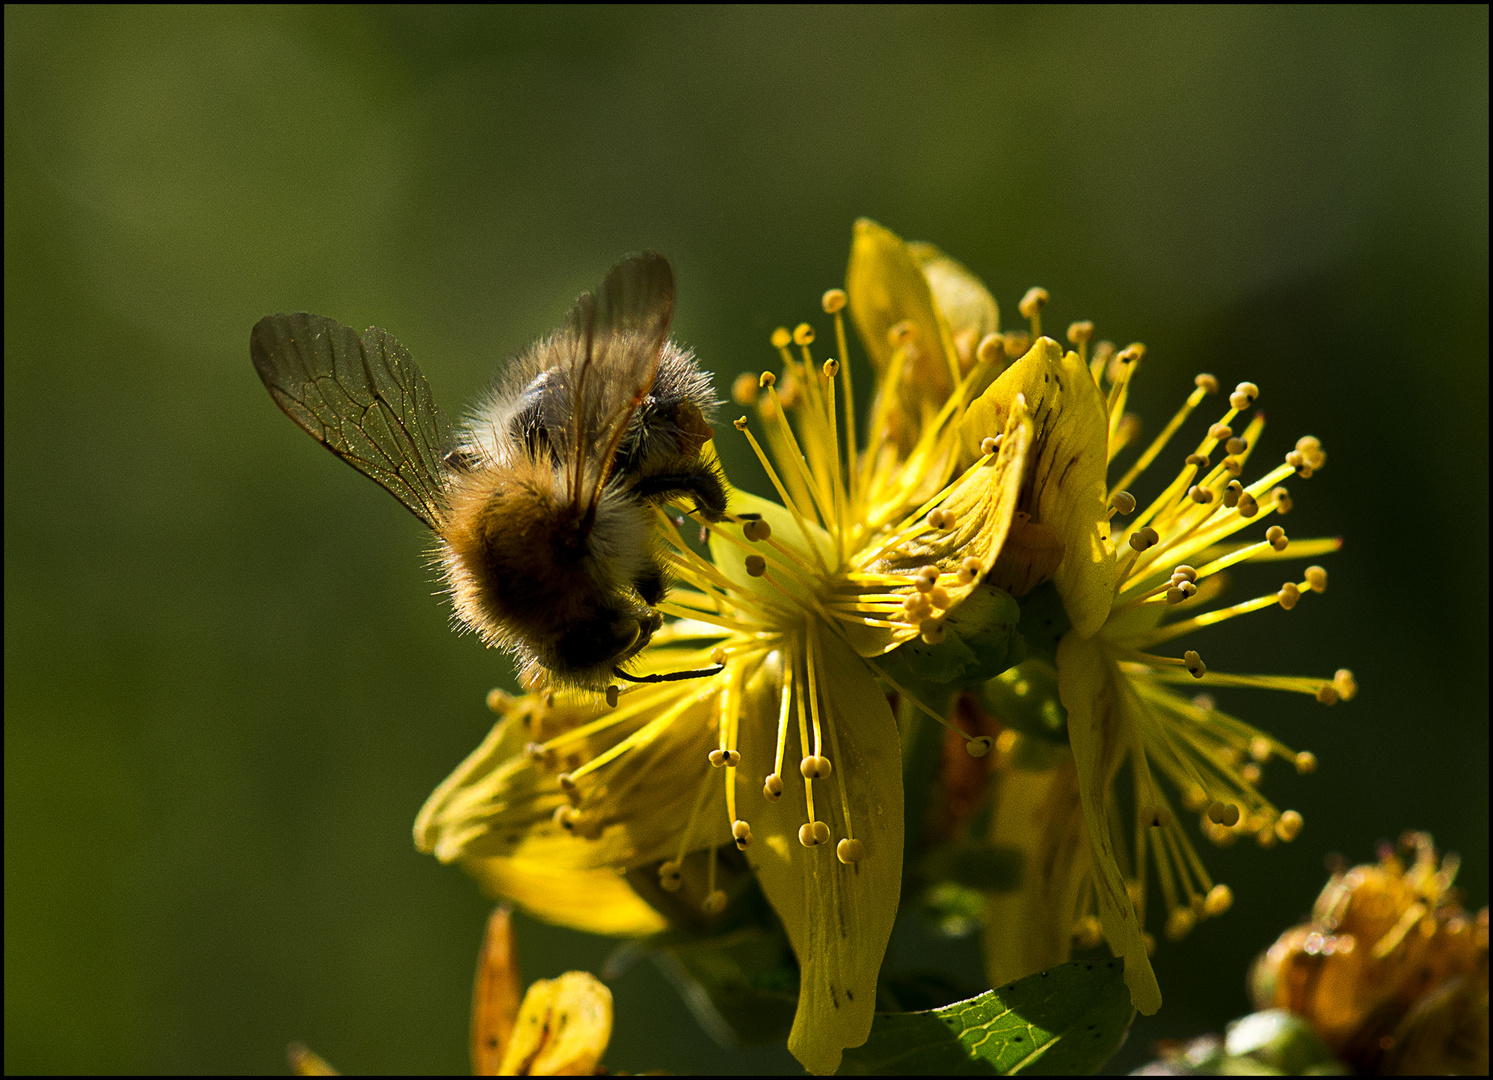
5 6 1486 1075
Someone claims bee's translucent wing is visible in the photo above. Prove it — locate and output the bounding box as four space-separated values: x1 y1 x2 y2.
561 253 675 512
251 313 453 529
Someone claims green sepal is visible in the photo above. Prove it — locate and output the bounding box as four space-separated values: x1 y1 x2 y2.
837 958 1135 1075
885 583 1023 688
979 659 1069 744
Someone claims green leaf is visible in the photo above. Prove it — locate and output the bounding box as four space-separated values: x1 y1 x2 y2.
838 959 1135 1075
885 583 1023 688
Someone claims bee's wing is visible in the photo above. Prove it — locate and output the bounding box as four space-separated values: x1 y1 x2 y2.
561 253 675 512
251 313 453 529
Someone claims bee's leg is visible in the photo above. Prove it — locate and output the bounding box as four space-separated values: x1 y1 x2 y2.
630 463 729 521
633 557 670 606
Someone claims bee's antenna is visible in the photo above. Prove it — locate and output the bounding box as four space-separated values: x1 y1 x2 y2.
612 664 725 684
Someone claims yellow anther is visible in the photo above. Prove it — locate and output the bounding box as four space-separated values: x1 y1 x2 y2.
1271 487 1293 515
1166 583 1195 605
557 772 577 792
732 819 753 849
658 861 683 891
1275 810 1304 842
1204 883 1234 916
1207 800 1241 827
920 620 946 645
1110 490 1137 515
902 594 934 621
1304 565 1327 592
1018 287 1049 320
758 370 776 389
1226 437 1248 455
915 565 939 590
1334 669 1357 701
1067 320 1094 345
799 755 833 780
1188 484 1214 505
1223 456 1244 476
733 416 749 431
1209 423 1233 441
1249 736 1272 762
744 554 767 577
763 773 784 801
975 333 1004 366
821 288 847 314
605 685 619 708
702 889 727 914
1231 381 1260 409
1117 343 1146 365
1294 750 1318 774
711 647 727 664
888 319 916 346
709 749 728 767
822 358 839 378
771 326 793 349
1115 413 1142 444
1144 805 1174 828
1183 785 1209 812
1129 526 1159 551
966 735 993 758
1143 932 1157 956
1277 582 1300 609
1237 491 1259 517
1166 907 1197 941
1195 373 1220 394
1193 693 1215 711
1316 684 1340 705
731 371 760 406
798 822 824 847
1173 565 1198 583
1186 453 1211 468
1001 330 1032 358
980 436 998 456
956 556 982 586
1073 915 1104 949
743 518 771 541
1266 525 1288 551
1184 650 1206 678
836 838 866 864
1241 762 1263 786
552 804 578 829
486 688 515 715
792 323 815 346
524 741 547 762
928 586 951 609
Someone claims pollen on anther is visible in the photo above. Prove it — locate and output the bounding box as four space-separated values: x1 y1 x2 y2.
976 333 1004 366
888 320 916 347
1272 488 1293 515
1204 883 1234 916
1166 907 1197 941
822 288 847 314
980 436 998 456
553 804 578 829
798 822 822 848
956 556 982 585
1316 685 1340 705
921 621 946 645
708 749 728 767
1237 492 1260 517
763 773 784 801
1145 805 1174 828
1172 564 1198 583
731 372 759 406
557 772 577 792
745 554 767 577
914 565 939 591
744 519 771 541
792 323 815 346
836 838 865 864
799 755 832 780
771 327 793 349
928 586 951 609
1186 453 1211 468
966 735 993 758
1019 287 1049 319
1266 525 1288 551
1294 751 1318 774
1207 800 1241 827
1184 650 1206 678
732 819 753 849
1304 566 1327 593
658 861 683 892
1110 490 1137 515
1188 484 1213 505
1208 423 1233 441
759 370 777 390
1067 321 1094 345
822 358 840 378
486 688 514 714
1129 526 1159 551
1334 669 1357 701
702 890 727 914
605 685 619 708
1276 810 1304 842
1279 581 1301 609
1195 373 1220 394
733 416 749 431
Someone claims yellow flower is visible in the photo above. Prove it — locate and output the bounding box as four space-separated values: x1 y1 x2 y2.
993 323 1352 1016
420 255 1033 1074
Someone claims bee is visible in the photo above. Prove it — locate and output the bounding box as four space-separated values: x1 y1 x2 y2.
251 253 729 689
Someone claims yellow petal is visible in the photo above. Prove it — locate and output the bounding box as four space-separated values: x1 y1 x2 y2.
846 218 962 452
982 737 1089 988
498 971 613 1076
1057 630 1161 1014
907 240 1001 376
463 858 666 938
959 338 1117 636
843 396 1032 657
738 630 902 1074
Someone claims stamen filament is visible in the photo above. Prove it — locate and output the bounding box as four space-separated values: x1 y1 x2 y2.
736 421 832 572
